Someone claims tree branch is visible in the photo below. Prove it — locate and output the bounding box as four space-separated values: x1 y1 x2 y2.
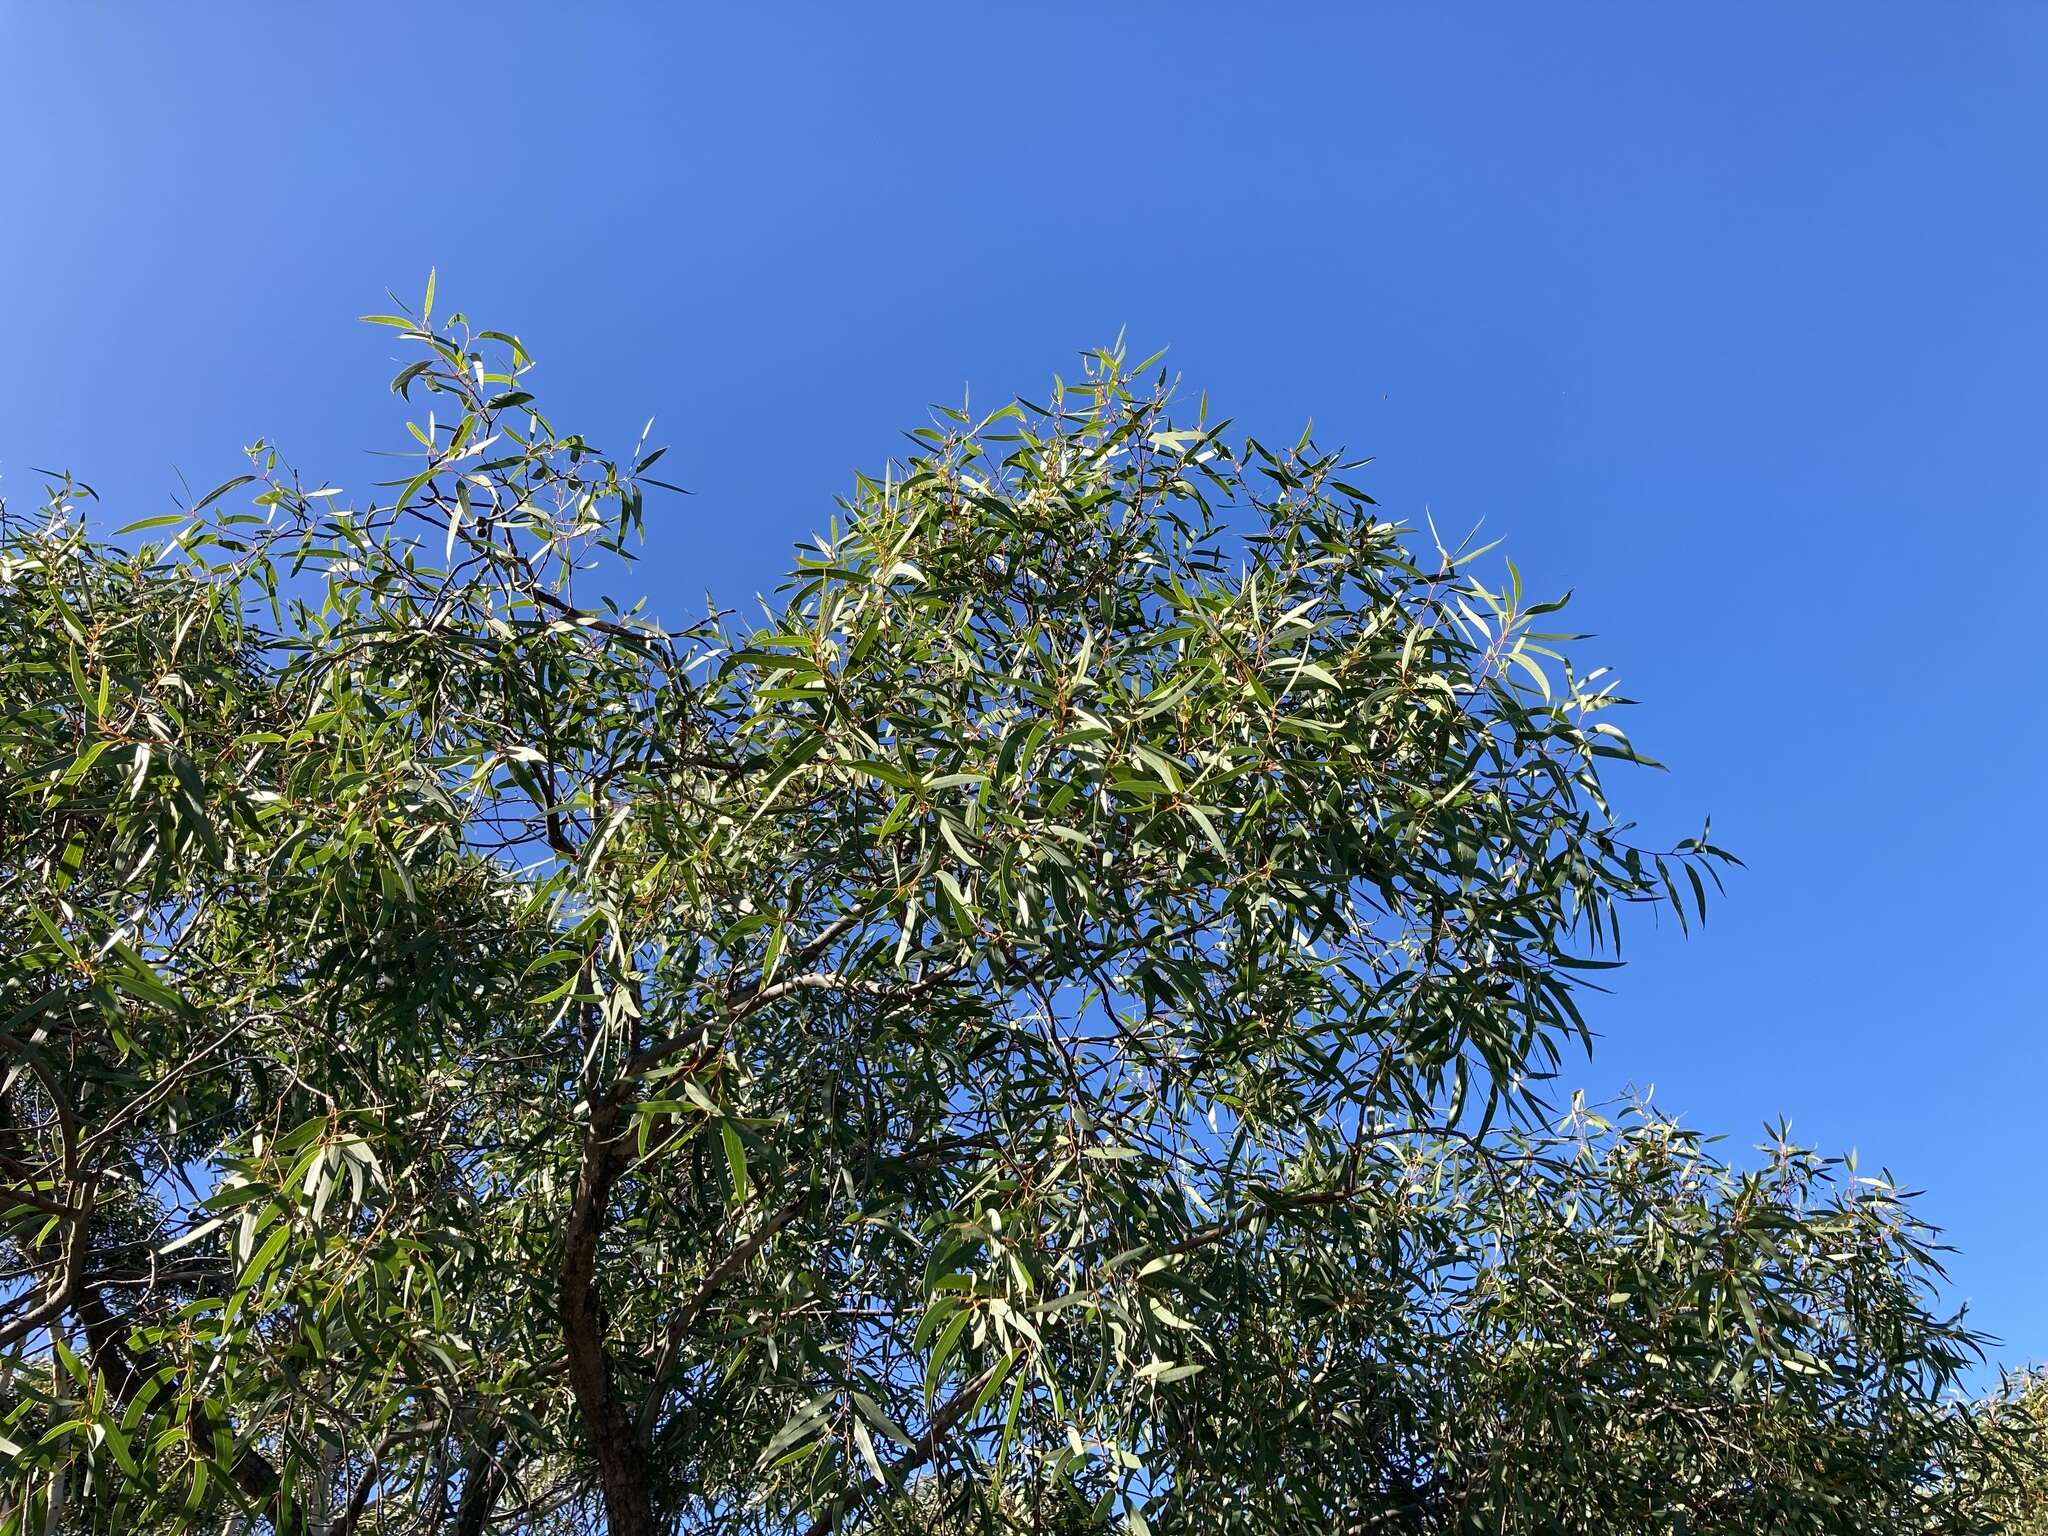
636 1188 811 1439
801 1365 1000 1536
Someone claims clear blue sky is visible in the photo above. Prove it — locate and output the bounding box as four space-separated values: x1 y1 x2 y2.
4 5 2042 1376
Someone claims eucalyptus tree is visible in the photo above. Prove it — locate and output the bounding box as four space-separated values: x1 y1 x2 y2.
1944 1373 2048 1535
0 296 2016 1533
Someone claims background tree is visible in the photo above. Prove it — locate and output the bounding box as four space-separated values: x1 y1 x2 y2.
1943 1372 2048 1534
0 295 2030 1533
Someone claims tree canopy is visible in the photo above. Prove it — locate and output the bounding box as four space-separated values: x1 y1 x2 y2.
1 297 2036 1533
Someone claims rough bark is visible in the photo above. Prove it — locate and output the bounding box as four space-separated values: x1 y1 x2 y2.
558 1090 655 1536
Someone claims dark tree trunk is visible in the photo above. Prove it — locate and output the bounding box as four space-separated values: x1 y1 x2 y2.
558 1091 657 1536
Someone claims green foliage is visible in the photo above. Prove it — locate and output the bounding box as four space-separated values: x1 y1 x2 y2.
1943 1372 2048 1534
0 297 2023 1533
